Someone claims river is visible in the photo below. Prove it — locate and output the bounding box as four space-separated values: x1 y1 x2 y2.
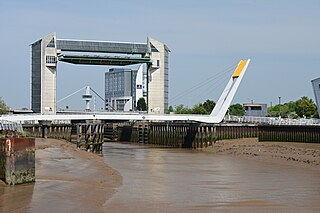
103 142 320 213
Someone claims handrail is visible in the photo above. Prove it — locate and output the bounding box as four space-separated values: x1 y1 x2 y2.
0 120 23 131
224 115 320 126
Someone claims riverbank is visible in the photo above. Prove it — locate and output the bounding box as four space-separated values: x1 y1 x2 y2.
0 138 122 213
203 138 320 170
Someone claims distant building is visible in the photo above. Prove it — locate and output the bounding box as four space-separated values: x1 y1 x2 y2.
243 103 267 117
105 66 144 111
311 77 320 116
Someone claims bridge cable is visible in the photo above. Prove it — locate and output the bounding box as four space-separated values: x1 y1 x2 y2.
170 62 237 104
90 88 105 102
57 86 87 103
171 72 231 105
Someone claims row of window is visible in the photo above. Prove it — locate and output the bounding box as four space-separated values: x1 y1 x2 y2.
244 106 262 111
46 56 56 64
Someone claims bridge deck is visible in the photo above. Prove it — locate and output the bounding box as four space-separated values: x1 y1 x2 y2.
58 54 152 66
56 39 148 54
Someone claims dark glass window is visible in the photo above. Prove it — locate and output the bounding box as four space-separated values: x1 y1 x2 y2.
251 106 262 110
47 38 55 48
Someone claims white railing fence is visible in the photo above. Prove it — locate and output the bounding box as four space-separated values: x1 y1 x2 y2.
0 120 23 131
224 115 320 126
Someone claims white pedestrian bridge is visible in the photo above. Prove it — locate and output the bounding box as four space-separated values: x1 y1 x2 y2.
0 111 227 124
1 59 250 125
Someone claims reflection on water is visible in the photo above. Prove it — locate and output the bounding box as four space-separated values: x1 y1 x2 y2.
103 142 320 213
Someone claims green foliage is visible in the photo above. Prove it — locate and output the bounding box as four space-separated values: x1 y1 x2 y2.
288 112 299 119
0 97 9 114
173 99 216 114
268 104 290 117
285 101 296 112
167 105 174 114
191 103 208 114
136 98 147 111
295 96 317 118
16 131 32 138
228 104 244 116
174 104 192 114
267 96 317 118
202 99 215 113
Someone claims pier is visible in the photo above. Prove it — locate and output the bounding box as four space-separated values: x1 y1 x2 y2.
22 121 320 150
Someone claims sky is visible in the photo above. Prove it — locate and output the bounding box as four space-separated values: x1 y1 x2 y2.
0 0 319 110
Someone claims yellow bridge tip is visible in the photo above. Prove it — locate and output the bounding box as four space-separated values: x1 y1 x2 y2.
232 60 248 78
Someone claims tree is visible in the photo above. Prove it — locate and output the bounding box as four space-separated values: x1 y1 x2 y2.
228 104 244 116
136 98 147 111
268 104 290 117
191 103 207 114
167 105 174 114
173 100 216 115
285 101 296 112
267 97 317 118
295 96 317 118
202 99 216 114
0 97 9 114
174 104 192 114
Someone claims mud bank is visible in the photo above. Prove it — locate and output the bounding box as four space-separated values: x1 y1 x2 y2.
203 138 320 170
0 138 122 213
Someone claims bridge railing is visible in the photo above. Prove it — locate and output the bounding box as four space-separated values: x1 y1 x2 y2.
0 120 23 131
224 115 320 126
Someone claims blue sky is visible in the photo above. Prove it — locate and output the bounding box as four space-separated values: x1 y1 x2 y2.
0 0 319 110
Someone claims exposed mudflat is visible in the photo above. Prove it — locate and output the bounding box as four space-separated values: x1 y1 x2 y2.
0 138 122 213
203 138 320 170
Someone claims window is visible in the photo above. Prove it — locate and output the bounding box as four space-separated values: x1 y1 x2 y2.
46 56 56 64
46 38 55 48
157 60 160 67
151 44 159 52
251 106 262 110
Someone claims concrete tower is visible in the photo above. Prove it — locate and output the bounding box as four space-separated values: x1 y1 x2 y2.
147 37 170 114
31 33 57 114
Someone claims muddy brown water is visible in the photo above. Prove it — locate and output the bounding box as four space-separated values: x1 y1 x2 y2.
103 142 320 213
1 140 320 212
